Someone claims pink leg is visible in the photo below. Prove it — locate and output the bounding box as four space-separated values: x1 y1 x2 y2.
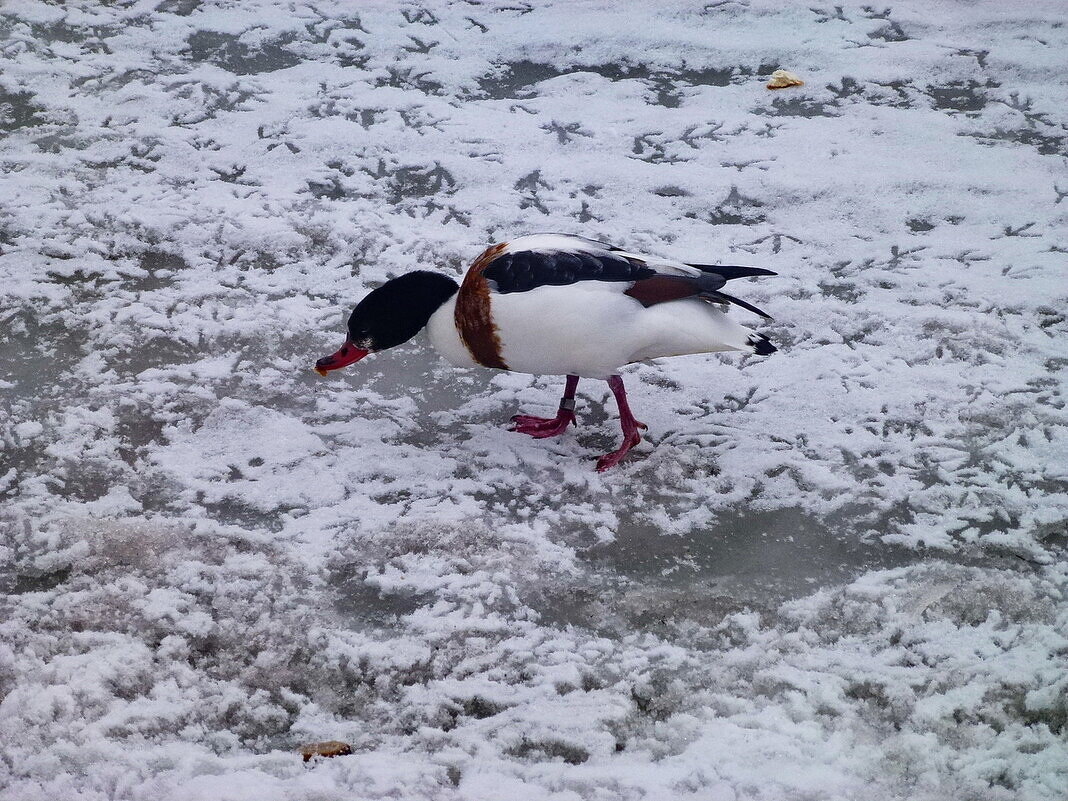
596 375 648 471
511 375 579 438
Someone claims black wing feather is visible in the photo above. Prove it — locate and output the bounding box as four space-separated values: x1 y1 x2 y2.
706 290 774 320
687 263 777 280
483 249 654 294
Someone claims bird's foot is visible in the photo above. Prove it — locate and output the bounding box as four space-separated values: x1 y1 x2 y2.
595 421 647 472
509 410 577 438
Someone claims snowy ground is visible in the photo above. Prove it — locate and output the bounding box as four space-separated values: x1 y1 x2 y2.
1 1 1066 799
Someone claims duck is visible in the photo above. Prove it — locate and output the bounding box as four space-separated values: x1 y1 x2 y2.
315 233 776 470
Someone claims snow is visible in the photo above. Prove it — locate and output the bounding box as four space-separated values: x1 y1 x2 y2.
1 0 1066 799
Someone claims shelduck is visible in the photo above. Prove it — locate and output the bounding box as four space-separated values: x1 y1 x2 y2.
315 233 776 470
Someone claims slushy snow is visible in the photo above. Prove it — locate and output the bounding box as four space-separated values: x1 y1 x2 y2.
1 1 1066 799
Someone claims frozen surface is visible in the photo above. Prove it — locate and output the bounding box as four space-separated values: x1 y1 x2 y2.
1 0 1066 799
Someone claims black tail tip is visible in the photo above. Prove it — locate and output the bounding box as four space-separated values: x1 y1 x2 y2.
748 333 777 356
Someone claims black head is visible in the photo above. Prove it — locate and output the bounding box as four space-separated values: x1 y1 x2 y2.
347 271 459 350
315 271 458 375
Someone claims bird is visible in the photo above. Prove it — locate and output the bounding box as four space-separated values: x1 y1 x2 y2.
315 233 776 470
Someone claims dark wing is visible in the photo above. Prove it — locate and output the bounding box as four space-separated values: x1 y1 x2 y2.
482 249 655 294
626 268 776 320
686 263 777 280
478 237 776 319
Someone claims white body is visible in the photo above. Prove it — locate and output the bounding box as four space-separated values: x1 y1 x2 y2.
425 235 765 380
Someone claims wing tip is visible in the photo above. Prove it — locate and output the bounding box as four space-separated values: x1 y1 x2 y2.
710 290 774 320
689 263 778 279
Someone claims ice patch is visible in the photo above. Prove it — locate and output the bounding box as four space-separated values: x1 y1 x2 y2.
1 0 1066 798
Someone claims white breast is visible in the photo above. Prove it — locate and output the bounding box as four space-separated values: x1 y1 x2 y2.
426 296 479 369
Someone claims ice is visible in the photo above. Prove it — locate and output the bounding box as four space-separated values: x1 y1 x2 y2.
1 0 1067 799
